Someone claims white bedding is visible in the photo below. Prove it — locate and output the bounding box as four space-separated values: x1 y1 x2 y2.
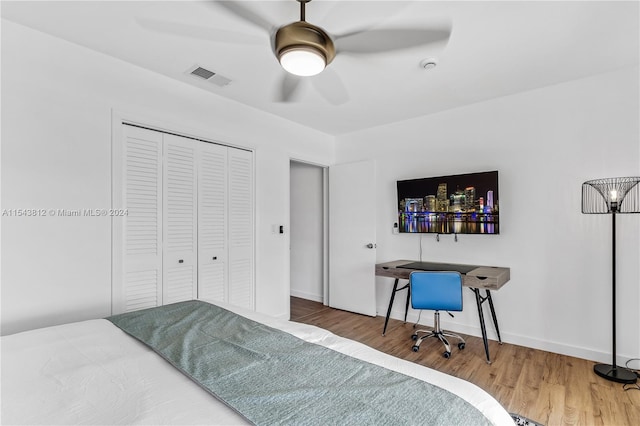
1 300 513 425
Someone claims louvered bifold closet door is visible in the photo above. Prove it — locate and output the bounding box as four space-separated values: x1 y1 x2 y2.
117 126 163 313
227 148 254 309
197 142 228 303
162 134 198 305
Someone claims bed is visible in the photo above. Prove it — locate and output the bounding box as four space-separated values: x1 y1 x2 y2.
2 299 513 425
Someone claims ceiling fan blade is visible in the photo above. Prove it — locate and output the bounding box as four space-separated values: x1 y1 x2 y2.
335 25 452 55
276 73 303 103
212 1 274 34
311 68 349 106
135 17 262 44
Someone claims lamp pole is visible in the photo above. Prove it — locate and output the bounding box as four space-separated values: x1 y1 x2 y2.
611 204 617 375
592 198 636 383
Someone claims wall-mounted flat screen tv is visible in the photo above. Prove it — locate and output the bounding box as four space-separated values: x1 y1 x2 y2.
397 170 499 234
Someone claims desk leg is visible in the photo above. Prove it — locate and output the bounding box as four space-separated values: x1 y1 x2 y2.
473 288 491 364
383 279 399 336
404 284 411 323
486 290 502 344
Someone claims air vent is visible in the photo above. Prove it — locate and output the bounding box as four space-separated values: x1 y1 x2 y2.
186 65 232 88
191 66 215 80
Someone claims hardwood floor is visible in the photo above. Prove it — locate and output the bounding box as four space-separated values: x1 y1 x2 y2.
290 297 640 426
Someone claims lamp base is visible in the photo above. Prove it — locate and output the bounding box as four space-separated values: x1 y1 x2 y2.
594 363 638 384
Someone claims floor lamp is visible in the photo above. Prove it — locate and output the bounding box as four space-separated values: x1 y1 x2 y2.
582 176 640 384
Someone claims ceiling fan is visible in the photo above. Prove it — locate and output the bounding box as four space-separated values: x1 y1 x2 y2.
274 0 336 77
220 0 451 103
140 0 451 104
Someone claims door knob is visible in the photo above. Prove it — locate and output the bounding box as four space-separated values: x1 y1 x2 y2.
366 243 376 249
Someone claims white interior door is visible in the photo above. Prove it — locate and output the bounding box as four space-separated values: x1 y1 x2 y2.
162 134 198 305
197 142 228 303
329 160 377 316
227 148 254 310
114 125 164 314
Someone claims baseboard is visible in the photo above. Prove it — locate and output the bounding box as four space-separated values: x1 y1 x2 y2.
273 312 289 320
383 305 633 365
290 289 323 303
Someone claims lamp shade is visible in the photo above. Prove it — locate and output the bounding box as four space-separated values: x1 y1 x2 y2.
582 177 640 214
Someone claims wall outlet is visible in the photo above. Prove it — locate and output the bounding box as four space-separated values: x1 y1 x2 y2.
392 222 399 234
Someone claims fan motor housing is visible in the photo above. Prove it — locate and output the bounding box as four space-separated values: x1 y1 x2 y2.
275 21 336 65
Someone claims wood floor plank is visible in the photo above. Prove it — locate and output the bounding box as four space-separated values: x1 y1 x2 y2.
290 297 640 426
535 381 566 426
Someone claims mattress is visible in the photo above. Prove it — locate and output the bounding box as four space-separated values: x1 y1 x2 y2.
1 300 513 425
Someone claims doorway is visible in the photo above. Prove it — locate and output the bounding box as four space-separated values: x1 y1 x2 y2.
289 160 326 305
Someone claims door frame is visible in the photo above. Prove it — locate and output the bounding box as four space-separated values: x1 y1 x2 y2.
288 159 329 307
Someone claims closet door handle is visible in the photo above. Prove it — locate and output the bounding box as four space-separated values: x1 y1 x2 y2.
178 259 184 264
212 256 217 260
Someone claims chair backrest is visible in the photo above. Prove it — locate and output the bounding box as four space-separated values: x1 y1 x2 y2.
410 271 463 312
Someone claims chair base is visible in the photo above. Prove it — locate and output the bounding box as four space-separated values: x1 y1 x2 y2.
411 311 465 358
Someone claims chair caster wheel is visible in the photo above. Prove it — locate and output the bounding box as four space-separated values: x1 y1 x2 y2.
443 351 451 359
412 345 420 352
411 334 418 341
458 342 466 350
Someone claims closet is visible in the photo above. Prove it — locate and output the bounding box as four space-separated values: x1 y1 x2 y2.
112 124 253 314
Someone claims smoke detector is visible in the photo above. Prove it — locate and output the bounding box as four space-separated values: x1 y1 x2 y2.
420 58 438 70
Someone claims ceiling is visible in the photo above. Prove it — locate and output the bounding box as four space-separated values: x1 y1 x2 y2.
2 1 638 136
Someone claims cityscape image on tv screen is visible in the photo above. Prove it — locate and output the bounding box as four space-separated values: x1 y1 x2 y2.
397 170 499 234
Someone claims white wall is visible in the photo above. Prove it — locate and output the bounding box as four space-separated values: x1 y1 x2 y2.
0 20 334 335
290 161 324 302
335 66 640 364
3 18 639 367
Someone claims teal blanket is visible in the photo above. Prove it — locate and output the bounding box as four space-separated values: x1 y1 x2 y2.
107 301 491 426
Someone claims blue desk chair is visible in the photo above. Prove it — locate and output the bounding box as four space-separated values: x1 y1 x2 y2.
410 271 466 358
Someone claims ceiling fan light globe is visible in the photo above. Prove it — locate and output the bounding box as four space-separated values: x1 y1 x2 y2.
279 48 326 76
